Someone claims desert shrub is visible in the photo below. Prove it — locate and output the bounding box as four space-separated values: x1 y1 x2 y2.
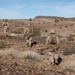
0 35 5 40
3 19 8 22
0 35 9 49
11 28 24 34
54 19 59 23
29 18 32 21
44 30 48 32
67 34 74 41
63 46 75 55
33 28 41 37
66 66 75 72
25 53 39 61
0 41 7 49
57 35 62 38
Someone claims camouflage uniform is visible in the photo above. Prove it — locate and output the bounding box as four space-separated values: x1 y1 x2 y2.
48 52 59 65
24 24 33 47
54 53 59 64
46 29 59 52
47 30 60 65
2 22 9 35
48 52 55 65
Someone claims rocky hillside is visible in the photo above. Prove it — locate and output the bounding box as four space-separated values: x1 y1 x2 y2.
34 16 75 21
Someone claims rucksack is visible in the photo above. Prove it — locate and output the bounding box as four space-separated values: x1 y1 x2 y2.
49 35 57 44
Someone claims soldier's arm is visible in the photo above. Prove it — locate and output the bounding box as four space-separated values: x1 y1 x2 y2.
56 36 60 49
7 22 9 27
24 28 27 35
2 23 4 27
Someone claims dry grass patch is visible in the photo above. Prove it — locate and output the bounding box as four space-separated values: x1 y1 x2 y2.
63 46 75 55
23 51 41 61
65 66 75 73
11 28 24 34
33 28 41 37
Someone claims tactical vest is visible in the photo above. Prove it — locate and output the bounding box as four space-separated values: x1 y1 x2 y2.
25 27 33 36
49 35 57 45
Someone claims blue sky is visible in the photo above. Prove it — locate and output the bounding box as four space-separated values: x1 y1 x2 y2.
0 0 75 19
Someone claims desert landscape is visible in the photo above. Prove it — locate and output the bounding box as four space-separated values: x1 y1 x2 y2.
0 16 75 75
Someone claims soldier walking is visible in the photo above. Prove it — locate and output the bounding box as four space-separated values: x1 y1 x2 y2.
46 29 59 52
2 20 9 36
46 29 60 65
24 23 33 47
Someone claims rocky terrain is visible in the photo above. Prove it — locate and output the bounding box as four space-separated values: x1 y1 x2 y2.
0 16 75 75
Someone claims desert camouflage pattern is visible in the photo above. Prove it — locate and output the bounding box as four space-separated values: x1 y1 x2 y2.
48 52 55 65
2 22 9 35
48 52 59 65
24 27 33 39
54 53 59 63
46 33 59 52
24 24 33 47
26 37 33 47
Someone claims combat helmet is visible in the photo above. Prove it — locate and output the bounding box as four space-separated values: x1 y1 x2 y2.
50 29 55 34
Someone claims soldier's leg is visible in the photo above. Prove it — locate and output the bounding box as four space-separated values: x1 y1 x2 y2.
54 54 59 64
28 37 32 47
51 62 54 66
26 40 29 47
4 27 6 34
4 27 8 37
4 26 9 37
55 59 58 64
50 57 54 66
26 37 29 47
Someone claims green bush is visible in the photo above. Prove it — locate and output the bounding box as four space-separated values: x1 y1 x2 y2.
33 28 41 37
29 18 32 21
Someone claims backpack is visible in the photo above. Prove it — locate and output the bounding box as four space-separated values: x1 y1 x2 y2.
49 35 57 44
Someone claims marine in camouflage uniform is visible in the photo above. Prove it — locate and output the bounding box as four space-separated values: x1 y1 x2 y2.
47 29 60 65
2 20 9 36
46 29 59 52
24 23 33 47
